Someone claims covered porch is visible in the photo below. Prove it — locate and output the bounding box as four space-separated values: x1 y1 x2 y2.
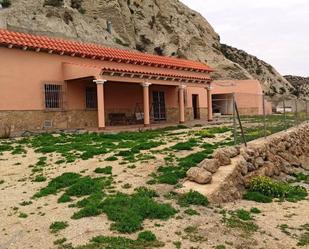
62 62 213 130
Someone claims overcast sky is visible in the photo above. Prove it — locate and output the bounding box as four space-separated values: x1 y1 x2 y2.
180 0 309 77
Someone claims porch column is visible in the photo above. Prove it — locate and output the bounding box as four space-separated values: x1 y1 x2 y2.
93 79 107 129
206 85 213 121
179 85 186 123
141 82 152 126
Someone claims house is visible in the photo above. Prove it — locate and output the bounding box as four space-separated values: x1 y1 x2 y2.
211 80 272 116
0 29 214 133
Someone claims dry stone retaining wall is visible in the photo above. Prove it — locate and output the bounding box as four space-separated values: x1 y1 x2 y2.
186 122 309 203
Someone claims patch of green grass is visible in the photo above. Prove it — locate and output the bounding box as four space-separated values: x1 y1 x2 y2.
75 234 164 249
235 209 252 221
33 172 81 198
177 190 208 207
105 156 118 161
58 194 73 203
94 166 112 175
98 192 176 233
243 191 272 203
196 127 231 138
137 231 157 242
292 172 309 184
222 210 258 233
171 139 198 151
184 208 200 216
49 221 69 233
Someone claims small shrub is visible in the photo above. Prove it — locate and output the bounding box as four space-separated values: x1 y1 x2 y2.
250 207 261 214
177 190 209 207
105 156 118 161
18 212 28 218
58 194 72 203
298 232 309 246
184 208 200 216
137 231 156 242
49 221 68 233
215 246 226 249
0 180 4 185
171 139 198 151
19 201 32 206
53 237 67 245
235 209 252 221
94 166 112 175
33 175 47 182
243 191 272 203
248 176 307 202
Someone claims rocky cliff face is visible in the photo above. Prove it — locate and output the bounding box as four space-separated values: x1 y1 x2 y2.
284 75 309 100
0 0 295 97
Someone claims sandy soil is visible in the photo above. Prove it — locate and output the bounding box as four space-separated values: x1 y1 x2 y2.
0 129 308 249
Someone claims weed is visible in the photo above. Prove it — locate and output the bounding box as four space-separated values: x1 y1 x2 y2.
177 191 209 207
18 212 28 218
0 180 4 185
248 176 307 202
171 139 198 151
54 238 67 245
19 201 32 206
243 191 272 203
122 183 132 189
33 175 47 182
49 221 68 233
215 245 226 249
235 209 253 221
105 156 118 161
97 191 176 233
76 235 164 249
138 231 156 242
173 241 181 249
184 208 200 216
250 207 261 214
298 232 309 246
94 166 112 175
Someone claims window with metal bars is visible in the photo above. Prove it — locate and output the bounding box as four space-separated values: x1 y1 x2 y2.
44 84 63 109
85 86 97 109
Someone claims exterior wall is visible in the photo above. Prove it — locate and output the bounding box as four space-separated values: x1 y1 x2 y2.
212 80 272 116
185 86 209 121
0 47 211 131
0 110 98 133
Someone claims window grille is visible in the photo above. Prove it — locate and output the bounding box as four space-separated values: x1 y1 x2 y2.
44 84 63 109
85 86 97 109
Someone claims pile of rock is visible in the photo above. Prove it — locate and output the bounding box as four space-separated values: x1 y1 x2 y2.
186 146 241 184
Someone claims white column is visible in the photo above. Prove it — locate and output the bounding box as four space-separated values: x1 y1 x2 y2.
141 82 152 126
206 84 213 121
93 79 107 129
179 85 186 123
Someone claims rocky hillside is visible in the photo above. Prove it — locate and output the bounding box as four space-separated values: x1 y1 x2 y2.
0 0 295 97
284 75 309 99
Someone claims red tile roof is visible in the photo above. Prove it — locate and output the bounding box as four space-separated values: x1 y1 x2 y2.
0 29 213 73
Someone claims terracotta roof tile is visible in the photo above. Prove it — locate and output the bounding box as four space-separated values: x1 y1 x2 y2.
0 29 213 72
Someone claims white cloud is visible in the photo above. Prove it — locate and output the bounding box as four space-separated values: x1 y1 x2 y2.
180 0 309 76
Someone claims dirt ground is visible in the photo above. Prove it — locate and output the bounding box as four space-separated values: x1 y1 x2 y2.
0 127 308 249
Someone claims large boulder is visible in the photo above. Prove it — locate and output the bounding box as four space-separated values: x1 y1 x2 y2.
199 159 220 173
186 167 212 184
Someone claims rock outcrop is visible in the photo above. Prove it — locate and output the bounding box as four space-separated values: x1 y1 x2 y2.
0 0 296 98
284 75 309 100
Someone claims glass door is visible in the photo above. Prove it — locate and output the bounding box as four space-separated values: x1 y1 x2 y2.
152 91 166 121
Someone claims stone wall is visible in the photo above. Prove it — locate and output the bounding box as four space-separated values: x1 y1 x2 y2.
185 123 309 203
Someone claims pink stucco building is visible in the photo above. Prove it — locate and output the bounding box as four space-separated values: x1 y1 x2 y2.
0 29 214 133
212 80 272 115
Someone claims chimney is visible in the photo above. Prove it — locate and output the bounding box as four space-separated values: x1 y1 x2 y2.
106 20 112 34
